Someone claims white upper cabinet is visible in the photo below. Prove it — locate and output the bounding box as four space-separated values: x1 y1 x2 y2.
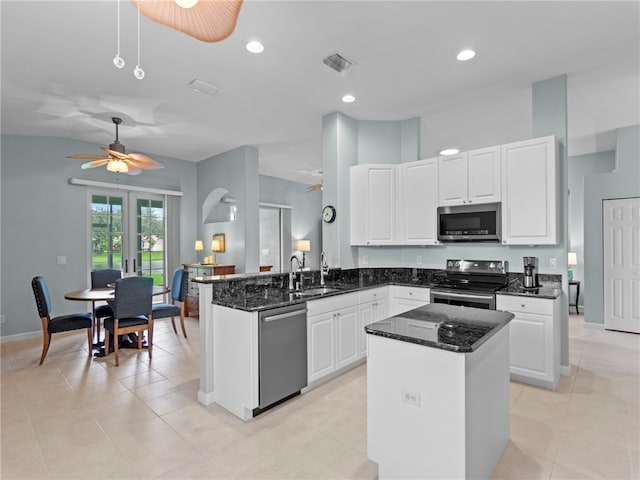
439 148 501 206
468 146 501 204
350 164 396 245
397 158 439 245
501 135 557 245
438 152 469 206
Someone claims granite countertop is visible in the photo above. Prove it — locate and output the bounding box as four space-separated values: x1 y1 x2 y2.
365 303 514 353
498 279 562 299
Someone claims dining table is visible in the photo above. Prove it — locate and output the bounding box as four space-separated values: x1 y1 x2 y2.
65 284 170 355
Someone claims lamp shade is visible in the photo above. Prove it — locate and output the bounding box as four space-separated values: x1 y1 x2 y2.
568 252 578 266
194 240 204 252
212 239 221 252
297 240 311 252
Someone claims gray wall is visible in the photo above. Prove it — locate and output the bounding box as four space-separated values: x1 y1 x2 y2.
259 175 322 270
196 146 260 273
584 125 640 325
568 150 616 307
1 135 198 339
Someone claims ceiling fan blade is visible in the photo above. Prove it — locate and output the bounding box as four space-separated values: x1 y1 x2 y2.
128 152 165 170
81 159 109 169
124 165 143 175
306 183 323 192
100 146 129 160
67 153 110 160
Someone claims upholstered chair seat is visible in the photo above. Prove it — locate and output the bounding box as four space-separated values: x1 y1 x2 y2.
152 268 189 338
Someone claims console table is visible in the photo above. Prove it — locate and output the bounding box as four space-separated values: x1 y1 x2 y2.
182 263 236 316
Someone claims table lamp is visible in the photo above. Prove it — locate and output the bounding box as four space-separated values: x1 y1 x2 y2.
567 252 577 281
195 240 204 263
212 239 221 264
297 239 311 268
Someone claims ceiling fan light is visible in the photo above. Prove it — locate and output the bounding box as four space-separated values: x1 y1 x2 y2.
106 159 129 173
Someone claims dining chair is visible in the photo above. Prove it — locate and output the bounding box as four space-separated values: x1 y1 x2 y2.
152 268 189 338
90 268 122 328
31 276 93 365
103 276 153 367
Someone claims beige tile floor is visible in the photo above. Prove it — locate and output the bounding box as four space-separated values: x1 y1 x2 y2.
1 313 638 479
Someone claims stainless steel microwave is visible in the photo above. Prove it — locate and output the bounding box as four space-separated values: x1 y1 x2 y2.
437 203 501 242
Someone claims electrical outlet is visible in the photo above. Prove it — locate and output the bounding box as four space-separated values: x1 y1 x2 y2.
56 256 67 265
401 389 421 407
362 255 368 265
417 255 422 264
549 257 557 268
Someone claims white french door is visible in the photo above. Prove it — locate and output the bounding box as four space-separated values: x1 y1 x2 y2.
603 197 640 333
90 191 167 286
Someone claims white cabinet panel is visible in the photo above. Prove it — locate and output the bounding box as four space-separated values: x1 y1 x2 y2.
501 136 557 245
468 146 501 204
439 148 500 207
496 294 560 389
307 313 335 383
438 153 469 206
359 289 389 357
336 306 359 369
397 158 439 245
350 165 395 245
390 286 430 316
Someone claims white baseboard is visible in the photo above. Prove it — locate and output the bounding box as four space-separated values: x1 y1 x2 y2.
560 365 571 376
0 330 41 344
584 321 605 330
198 389 215 406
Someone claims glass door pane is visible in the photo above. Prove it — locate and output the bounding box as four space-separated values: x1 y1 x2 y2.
131 194 165 286
91 194 125 271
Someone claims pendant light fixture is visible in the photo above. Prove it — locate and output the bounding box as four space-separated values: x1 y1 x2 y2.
133 0 145 80
113 0 125 69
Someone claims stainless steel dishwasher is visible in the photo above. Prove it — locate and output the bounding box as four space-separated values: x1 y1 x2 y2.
256 303 308 414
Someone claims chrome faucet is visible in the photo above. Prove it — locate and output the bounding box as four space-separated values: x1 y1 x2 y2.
320 251 330 286
289 255 302 291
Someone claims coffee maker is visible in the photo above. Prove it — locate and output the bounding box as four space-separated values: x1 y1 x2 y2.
523 257 539 288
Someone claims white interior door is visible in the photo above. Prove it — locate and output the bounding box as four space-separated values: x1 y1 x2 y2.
603 197 640 333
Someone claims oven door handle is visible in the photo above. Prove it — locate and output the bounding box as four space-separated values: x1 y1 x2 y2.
432 291 494 300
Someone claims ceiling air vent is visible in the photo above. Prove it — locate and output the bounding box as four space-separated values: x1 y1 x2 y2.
188 78 219 97
322 53 356 76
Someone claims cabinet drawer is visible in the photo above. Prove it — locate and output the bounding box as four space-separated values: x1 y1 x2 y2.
359 287 389 304
496 295 553 316
392 286 430 302
307 292 359 317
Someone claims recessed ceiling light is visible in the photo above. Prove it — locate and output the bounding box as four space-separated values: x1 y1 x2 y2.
439 148 460 156
342 94 355 103
246 41 264 54
456 49 476 61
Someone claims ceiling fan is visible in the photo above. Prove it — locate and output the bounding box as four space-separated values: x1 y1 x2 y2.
67 117 164 175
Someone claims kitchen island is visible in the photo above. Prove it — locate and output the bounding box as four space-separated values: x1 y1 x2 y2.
365 303 514 480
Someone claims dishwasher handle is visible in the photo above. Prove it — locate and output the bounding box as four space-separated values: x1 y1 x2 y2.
262 308 308 323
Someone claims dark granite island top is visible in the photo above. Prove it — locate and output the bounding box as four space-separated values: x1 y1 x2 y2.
365 303 514 353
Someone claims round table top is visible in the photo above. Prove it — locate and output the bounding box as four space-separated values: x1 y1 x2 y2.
65 285 169 301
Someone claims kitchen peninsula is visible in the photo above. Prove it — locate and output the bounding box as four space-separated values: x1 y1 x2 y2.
365 304 514 480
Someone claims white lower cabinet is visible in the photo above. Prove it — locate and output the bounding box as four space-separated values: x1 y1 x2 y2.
307 293 360 384
359 288 390 357
496 294 560 390
390 285 430 316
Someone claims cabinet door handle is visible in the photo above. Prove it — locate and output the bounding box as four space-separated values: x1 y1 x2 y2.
521 304 525 308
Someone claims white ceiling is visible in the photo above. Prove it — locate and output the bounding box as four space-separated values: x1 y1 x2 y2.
2 1 639 184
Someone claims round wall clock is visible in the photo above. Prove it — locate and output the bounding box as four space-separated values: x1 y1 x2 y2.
322 205 337 223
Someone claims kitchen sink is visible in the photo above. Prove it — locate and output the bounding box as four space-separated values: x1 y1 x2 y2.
293 286 341 297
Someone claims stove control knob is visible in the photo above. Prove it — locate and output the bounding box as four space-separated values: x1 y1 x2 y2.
489 262 495 269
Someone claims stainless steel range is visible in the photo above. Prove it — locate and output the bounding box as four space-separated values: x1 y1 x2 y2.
430 259 508 310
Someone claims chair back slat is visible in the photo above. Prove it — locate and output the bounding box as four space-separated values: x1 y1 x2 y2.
112 277 153 318
170 269 189 302
31 276 52 318
91 269 122 288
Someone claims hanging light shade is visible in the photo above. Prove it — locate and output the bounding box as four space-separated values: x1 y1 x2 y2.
135 0 244 43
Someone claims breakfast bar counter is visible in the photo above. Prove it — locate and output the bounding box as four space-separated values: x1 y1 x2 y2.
365 304 514 480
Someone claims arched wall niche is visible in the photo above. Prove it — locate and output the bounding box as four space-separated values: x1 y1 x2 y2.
202 187 236 224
